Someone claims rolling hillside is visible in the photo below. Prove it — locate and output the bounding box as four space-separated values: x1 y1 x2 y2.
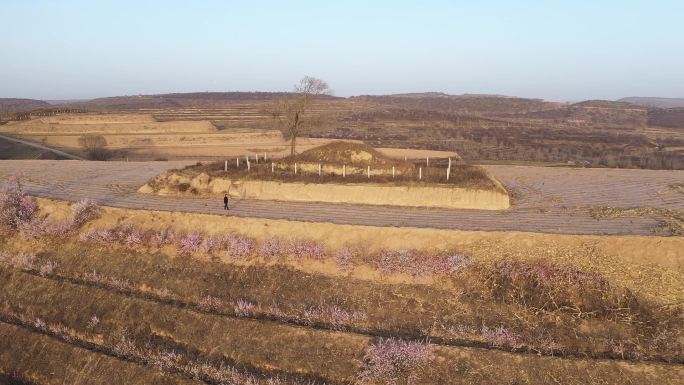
0 98 51 115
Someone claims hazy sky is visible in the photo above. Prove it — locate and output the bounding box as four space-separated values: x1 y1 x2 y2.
2 0 683 101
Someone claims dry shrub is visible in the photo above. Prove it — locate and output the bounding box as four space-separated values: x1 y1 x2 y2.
70 199 101 228
374 249 472 278
303 305 366 331
356 338 433 385
198 295 223 312
233 299 256 317
486 259 654 321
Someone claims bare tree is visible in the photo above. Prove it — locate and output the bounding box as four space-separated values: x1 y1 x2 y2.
78 134 110 160
272 76 332 155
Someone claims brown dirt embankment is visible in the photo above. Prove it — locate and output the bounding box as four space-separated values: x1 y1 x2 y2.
140 171 510 210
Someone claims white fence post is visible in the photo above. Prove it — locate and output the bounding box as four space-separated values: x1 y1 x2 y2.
447 157 451 181
419 167 422 180
264 152 267 161
247 157 251 171
294 162 297 174
343 164 346 177
236 157 239 167
271 162 274 173
426 156 429 167
392 166 395 178
367 165 370 178
318 163 321 176
255 153 258 164
224 160 228 172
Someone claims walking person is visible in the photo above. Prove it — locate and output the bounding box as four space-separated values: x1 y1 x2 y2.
223 193 229 210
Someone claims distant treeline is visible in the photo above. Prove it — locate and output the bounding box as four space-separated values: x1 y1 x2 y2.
6 108 88 121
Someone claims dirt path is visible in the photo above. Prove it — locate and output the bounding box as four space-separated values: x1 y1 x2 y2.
0 160 682 235
0 134 86 160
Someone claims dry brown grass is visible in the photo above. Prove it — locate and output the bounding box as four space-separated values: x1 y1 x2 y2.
2 223 683 363
1 229 683 384
164 142 496 191
591 206 684 236
2 197 683 384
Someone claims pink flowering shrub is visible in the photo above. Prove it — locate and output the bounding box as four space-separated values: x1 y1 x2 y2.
218 234 255 260
18 196 38 222
357 338 433 385
376 249 417 276
152 227 174 247
124 227 152 245
432 253 472 274
234 299 256 316
334 247 357 271
259 237 285 259
199 236 218 253
47 220 76 237
176 232 203 256
287 239 327 260
80 227 116 242
0 176 37 230
5 192 100 238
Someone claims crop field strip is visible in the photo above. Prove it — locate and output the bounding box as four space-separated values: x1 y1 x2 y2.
0 263 642 363
1 161 682 235
4 255 682 364
1 260 683 385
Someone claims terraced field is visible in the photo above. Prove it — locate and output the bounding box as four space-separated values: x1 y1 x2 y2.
3 260 681 385
0 160 682 235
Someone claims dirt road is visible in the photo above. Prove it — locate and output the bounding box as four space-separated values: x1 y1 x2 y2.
0 160 682 235
0 134 85 160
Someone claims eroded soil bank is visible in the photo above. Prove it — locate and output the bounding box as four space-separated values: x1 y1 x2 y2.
140 171 511 210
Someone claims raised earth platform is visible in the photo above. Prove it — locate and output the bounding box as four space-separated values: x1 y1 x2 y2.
140 142 509 210
140 172 510 210
1 160 682 235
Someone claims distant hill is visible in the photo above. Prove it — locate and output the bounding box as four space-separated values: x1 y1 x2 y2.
618 97 684 109
572 100 646 110
352 94 556 116
0 98 51 114
72 92 341 110
648 108 684 128
521 100 648 128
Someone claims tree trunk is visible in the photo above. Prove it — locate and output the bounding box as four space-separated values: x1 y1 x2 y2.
290 112 300 155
